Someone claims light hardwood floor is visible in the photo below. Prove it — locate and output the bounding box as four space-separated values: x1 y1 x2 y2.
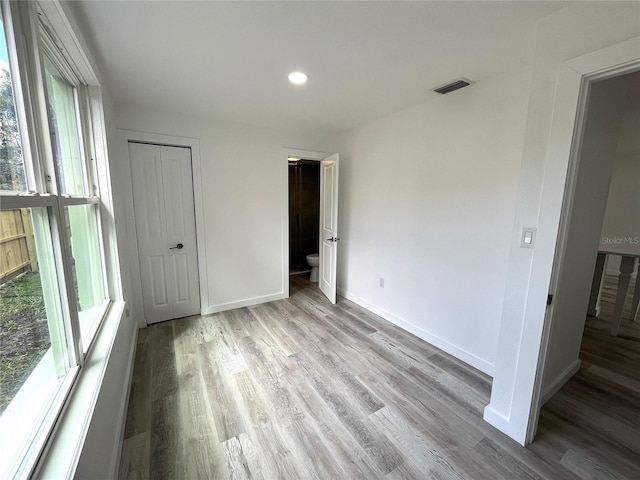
119 275 640 479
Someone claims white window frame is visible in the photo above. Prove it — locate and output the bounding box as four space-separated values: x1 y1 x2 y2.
0 1 121 478
37 5 112 350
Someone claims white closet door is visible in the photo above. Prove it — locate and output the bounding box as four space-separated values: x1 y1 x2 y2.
129 142 200 324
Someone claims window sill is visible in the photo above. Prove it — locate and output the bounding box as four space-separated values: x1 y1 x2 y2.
0 350 77 478
32 300 126 479
80 299 110 354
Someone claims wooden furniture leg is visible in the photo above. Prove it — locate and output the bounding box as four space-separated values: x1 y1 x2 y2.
587 252 607 318
631 260 640 322
611 255 635 336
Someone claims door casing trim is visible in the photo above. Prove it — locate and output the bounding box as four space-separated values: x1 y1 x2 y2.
526 52 640 444
282 147 330 299
483 36 640 446
118 129 208 327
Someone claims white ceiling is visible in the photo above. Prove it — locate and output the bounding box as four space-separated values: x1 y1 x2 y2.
69 1 569 135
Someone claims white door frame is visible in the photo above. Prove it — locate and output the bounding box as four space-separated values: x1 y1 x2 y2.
281 147 330 298
483 37 640 445
526 47 640 443
118 129 209 327
484 37 640 446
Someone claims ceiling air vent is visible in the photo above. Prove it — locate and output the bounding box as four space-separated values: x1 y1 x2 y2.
431 78 474 95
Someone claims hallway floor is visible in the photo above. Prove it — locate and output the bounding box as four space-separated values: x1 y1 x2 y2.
531 274 640 479
119 275 640 479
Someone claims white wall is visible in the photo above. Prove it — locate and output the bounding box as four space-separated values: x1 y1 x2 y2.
114 105 336 320
335 66 533 375
540 73 636 401
486 1 640 444
601 102 640 270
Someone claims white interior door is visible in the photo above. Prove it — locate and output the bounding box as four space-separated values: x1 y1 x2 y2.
129 142 200 324
319 153 339 303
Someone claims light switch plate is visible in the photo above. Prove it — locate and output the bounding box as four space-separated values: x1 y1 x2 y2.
521 227 536 248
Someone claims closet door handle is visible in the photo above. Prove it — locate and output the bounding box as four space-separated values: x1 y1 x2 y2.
169 243 184 250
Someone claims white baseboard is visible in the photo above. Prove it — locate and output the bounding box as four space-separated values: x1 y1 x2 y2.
110 319 139 479
337 288 495 377
483 405 526 446
203 292 286 315
540 359 581 406
483 405 510 434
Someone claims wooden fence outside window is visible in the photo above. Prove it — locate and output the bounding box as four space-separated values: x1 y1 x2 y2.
0 209 38 285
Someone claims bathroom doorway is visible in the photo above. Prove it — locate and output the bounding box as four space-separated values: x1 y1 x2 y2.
283 148 340 303
288 158 320 276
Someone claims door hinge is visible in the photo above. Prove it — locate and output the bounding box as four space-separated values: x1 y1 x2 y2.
547 294 553 306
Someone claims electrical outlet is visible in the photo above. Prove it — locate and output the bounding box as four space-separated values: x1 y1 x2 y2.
379 277 385 288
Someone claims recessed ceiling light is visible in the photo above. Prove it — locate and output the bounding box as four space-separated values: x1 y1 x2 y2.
288 72 308 85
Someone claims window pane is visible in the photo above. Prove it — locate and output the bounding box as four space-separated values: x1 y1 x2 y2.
0 13 26 192
66 204 106 342
44 57 86 195
0 207 71 475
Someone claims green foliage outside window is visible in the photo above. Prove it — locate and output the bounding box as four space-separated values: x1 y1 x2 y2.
0 69 25 191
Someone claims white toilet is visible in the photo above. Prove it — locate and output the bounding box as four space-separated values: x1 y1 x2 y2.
306 253 319 282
